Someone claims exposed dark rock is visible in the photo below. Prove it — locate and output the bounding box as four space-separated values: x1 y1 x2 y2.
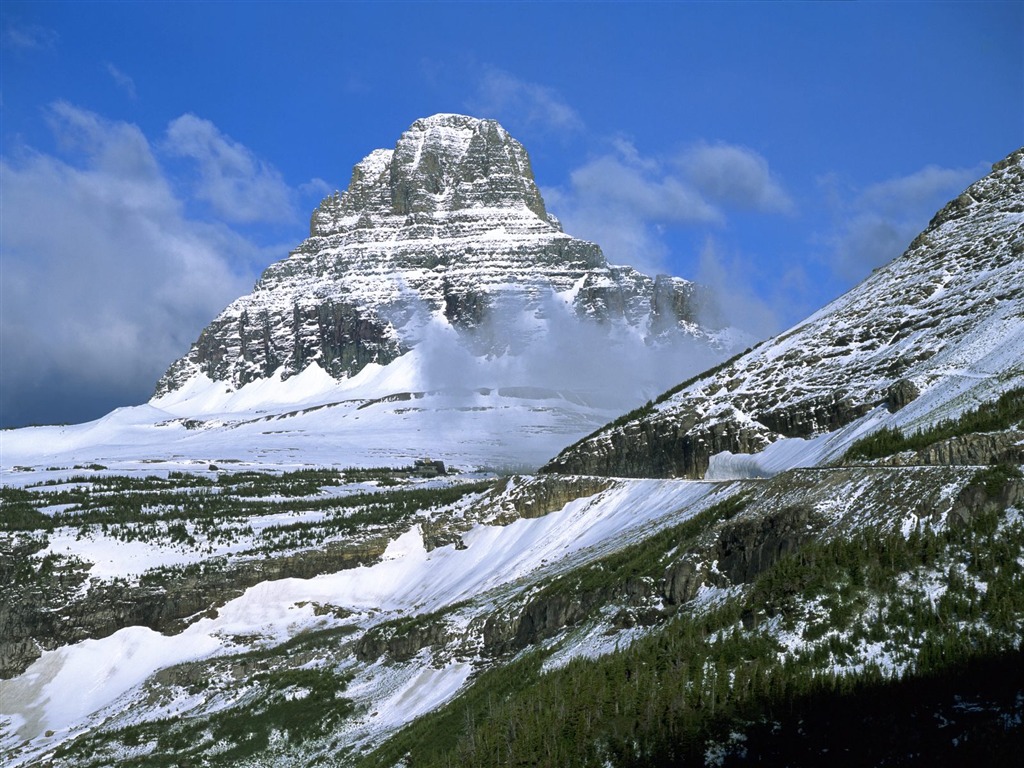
489 474 615 521
543 412 774 479
949 469 1024 529
662 559 707 605
0 536 390 679
714 504 820 584
758 393 874 439
419 475 614 551
480 575 658 658
481 592 597 657
885 378 921 412
355 619 451 663
879 430 1024 467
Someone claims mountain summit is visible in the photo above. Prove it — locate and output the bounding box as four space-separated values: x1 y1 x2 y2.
156 114 727 397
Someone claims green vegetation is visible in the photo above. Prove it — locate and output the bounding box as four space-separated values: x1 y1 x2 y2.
538 492 747 600
362 484 1024 768
57 665 355 767
7 451 1023 766
0 486 51 530
845 386 1024 461
972 462 1024 498
0 469 493 556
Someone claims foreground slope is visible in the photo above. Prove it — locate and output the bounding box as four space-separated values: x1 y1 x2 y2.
544 148 1024 479
3 431 1021 766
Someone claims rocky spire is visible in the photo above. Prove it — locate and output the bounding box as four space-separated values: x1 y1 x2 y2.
155 114 724 396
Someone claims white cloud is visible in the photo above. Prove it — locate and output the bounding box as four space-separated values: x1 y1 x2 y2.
164 114 296 224
2 21 58 51
300 177 333 198
696 239 794 338
468 69 584 134
105 63 137 99
854 164 982 213
548 151 716 274
823 162 985 280
45 101 160 180
0 105 268 426
542 141 721 274
543 139 794 275
569 153 721 224
679 142 794 214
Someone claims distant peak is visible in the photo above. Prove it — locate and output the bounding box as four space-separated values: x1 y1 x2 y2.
309 113 548 232
408 113 500 131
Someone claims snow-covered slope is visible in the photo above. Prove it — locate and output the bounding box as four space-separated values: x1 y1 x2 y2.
0 364 616 475
2 328 726 475
544 147 1024 479
2 146 1023 768
0 475 729 765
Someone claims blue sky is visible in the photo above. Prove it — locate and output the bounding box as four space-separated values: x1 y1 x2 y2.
2 1 1021 427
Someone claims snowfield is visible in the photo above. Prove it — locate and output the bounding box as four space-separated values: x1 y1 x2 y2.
0 349 632 479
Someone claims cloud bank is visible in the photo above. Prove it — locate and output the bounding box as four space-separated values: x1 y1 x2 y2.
467 68 584 135
679 142 794 214
0 104 312 427
544 138 792 276
822 163 986 281
105 63 137 99
407 289 729 417
164 115 298 224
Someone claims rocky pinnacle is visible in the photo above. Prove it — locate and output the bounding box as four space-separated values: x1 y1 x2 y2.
155 114 722 396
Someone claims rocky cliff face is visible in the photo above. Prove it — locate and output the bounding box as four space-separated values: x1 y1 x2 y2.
156 114 723 395
544 148 1024 478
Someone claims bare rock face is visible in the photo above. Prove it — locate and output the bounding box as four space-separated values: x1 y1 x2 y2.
544 148 1024 478
155 114 723 396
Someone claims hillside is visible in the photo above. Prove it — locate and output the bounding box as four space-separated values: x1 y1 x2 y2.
543 148 1024 480
2 147 1022 766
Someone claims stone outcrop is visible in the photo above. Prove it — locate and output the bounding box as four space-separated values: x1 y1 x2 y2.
480 474 616 523
0 536 391 678
543 408 775 478
713 504 820 584
949 467 1024 529
878 430 1024 468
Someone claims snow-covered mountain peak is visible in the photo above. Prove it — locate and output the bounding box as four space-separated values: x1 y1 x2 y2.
310 113 550 239
155 115 735 403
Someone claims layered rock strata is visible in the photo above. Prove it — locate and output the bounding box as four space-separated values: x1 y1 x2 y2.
157 114 720 395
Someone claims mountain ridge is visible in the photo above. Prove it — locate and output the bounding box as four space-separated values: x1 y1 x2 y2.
542 147 1024 479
